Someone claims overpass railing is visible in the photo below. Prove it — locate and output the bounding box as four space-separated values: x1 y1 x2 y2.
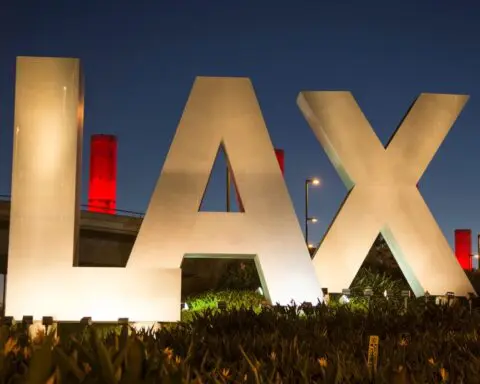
0 194 145 218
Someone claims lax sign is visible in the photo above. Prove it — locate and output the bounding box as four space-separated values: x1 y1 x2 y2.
4 57 475 322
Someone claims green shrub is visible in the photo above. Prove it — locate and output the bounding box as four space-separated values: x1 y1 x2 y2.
216 260 261 291
336 267 410 310
182 290 264 322
1 300 479 383
185 268 415 315
351 267 409 295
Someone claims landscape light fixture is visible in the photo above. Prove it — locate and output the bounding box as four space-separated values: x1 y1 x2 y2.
80 317 92 326
181 302 189 311
445 291 455 306
1 317 14 327
424 291 431 305
340 288 351 304
256 286 264 296
363 288 373 297
363 288 373 309
401 290 411 311
321 288 329 305
22 316 33 326
42 316 54 327
305 178 321 250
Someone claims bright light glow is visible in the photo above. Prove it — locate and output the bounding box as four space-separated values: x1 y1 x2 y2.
310 217 318 223
27 322 50 340
298 91 476 297
256 286 264 296
7 56 83 275
131 322 161 333
7 267 181 321
339 294 350 304
308 243 315 249
311 178 320 186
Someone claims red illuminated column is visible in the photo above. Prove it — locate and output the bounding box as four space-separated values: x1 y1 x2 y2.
88 134 117 214
454 229 472 270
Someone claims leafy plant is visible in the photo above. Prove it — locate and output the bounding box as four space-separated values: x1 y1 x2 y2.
216 260 261 291
182 290 265 322
0 297 478 382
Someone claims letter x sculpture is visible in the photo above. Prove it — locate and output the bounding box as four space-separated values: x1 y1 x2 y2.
298 91 475 297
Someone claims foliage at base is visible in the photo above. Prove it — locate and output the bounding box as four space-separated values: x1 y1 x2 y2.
1 300 479 383
182 290 264 322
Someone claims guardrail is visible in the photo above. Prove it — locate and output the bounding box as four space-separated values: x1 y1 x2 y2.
0 194 145 218
82 204 145 218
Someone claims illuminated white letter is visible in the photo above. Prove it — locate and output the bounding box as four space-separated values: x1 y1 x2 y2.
5 57 179 322
129 77 323 306
298 91 475 297
7 57 83 271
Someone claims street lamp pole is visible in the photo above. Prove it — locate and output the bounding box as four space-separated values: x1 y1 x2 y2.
226 166 231 212
305 179 309 245
305 178 320 248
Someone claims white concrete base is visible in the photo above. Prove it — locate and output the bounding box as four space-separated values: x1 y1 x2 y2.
5 267 181 322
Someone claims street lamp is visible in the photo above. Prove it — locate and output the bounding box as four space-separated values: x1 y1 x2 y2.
305 178 320 249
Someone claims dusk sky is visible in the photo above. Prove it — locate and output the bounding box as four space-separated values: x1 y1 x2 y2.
0 1 479 248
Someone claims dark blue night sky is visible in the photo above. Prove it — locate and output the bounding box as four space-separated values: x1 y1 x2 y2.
0 1 479 247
